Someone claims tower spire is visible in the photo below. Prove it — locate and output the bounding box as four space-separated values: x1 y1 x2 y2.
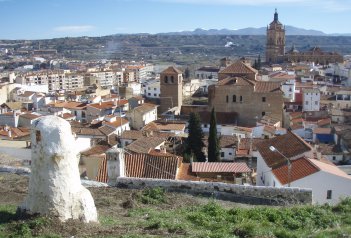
274 8 278 22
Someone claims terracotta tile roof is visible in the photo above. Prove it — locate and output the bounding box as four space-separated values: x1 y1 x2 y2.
88 100 128 110
217 77 254 86
272 157 319 185
72 127 105 137
133 103 157 114
219 60 257 75
96 157 108 183
313 128 332 134
238 138 265 151
20 91 36 97
0 126 30 139
192 162 251 173
126 137 166 154
148 149 176 157
103 117 129 128
50 101 87 110
144 121 186 132
98 125 116 136
124 154 181 179
219 135 238 148
60 113 75 119
317 118 331 127
318 144 343 155
290 112 303 119
310 158 351 180
256 132 312 168
254 81 281 93
176 163 200 181
19 113 41 120
120 130 144 140
81 145 110 156
198 111 239 125
161 66 182 75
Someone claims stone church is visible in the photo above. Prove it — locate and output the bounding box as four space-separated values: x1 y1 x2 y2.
266 9 343 64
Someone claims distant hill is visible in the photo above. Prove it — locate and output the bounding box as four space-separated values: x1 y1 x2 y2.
158 26 341 36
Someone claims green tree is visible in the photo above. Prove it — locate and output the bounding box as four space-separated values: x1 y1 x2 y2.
257 54 262 70
184 67 190 79
185 112 205 162
207 108 220 162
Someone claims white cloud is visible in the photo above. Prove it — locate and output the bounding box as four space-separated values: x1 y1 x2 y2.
53 25 95 33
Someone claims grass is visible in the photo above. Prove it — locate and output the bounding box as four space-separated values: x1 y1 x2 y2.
1 189 351 238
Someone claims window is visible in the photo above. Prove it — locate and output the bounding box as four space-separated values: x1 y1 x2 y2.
232 95 236 102
333 156 336 161
229 152 232 155
148 93 151 96
315 101 318 105
204 124 208 128
226 95 229 103
262 111 266 116
148 87 151 90
164 76 168 83
170 76 174 83
327 190 332 199
240 96 243 102
154 94 157 96
221 152 224 157
154 88 156 90
262 97 266 102
305 101 309 105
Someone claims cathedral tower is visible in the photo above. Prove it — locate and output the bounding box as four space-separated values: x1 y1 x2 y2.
266 9 285 63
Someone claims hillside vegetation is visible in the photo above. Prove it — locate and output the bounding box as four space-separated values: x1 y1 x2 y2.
0 173 351 238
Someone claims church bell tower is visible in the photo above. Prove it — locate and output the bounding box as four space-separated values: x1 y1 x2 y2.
266 9 285 63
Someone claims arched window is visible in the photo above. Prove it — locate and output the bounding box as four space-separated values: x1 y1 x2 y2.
170 76 174 83
240 96 243 102
164 76 168 83
232 95 236 102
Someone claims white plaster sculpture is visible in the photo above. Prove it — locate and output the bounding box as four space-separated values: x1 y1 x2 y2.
20 116 98 222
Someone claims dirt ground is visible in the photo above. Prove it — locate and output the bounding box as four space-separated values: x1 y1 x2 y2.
0 172 250 237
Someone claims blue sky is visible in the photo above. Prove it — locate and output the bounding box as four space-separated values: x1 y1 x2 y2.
0 0 351 39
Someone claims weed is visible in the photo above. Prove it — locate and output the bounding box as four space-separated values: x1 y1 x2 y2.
139 187 166 205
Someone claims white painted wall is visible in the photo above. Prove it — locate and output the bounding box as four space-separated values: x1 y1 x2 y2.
290 171 351 205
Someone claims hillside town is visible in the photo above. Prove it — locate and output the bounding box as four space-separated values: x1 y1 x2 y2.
1 10 351 207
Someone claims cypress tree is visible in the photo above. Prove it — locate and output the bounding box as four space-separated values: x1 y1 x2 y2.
208 108 220 162
257 54 262 70
185 112 206 162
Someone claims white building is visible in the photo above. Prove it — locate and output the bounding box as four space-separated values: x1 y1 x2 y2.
195 66 219 80
89 71 116 88
127 103 158 130
270 157 351 205
142 80 160 99
281 79 296 102
303 88 320 112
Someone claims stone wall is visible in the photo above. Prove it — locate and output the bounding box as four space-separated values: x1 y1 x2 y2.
115 177 312 206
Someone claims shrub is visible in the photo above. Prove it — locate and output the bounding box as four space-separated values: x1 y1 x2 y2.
140 187 166 205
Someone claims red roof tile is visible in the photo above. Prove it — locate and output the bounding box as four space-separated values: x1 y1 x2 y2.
272 157 319 185
124 154 181 179
192 162 251 173
219 60 257 75
256 132 312 168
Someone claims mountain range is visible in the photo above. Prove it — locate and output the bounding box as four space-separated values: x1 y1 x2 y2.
158 26 351 36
